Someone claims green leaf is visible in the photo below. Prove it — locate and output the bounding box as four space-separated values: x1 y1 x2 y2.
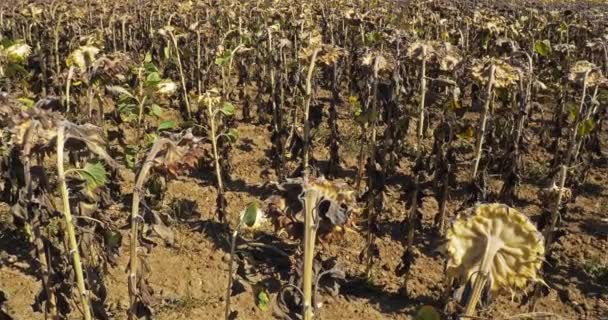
158 120 176 131
77 162 107 191
364 31 383 46
448 98 462 110
103 229 122 248
0 37 14 48
559 22 568 34
220 102 235 116
355 108 376 125
5 62 28 76
119 112 138 123
496 87 510 103
257 288 270 311
578 119 596 136
17 97 35 108
241 201 259 228
226 128 239 143
146 72 161 86
567 104 579 123
125 147 137 169
144 51 153 63
144 133 158 146
149 104 163 117
144 61 158 74
214 50 231 66
117 103 137 115
598 89 608 104
348 95 362 116
534 40 551 57
415 305 440 320
456 126 475 141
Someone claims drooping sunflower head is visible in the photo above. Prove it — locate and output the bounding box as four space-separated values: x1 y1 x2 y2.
300 176 358 229
446 203 544 296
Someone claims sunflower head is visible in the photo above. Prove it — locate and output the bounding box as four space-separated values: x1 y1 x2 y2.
446 203 544 296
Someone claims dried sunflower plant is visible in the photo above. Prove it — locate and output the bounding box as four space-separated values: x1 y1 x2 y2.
445 203 545 317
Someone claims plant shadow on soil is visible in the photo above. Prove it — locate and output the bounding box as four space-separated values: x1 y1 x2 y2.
340 276 437 315
0 230 38 277
581 218 608 240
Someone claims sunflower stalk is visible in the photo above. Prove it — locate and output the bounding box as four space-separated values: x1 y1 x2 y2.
302 188 320 320
65 66 75 113
167 29 192 118
224 202 259 320
530 164 568 311
207 100 224 214
514 53 533 147
302 48 320 178
402 171 421 293
364 56 381 279
437 163 450 235
128 138 173 319
573 84 599 162
472 64 496 180
56 124 92 320
543 165 568 255
463 240 500 316
416 45 427 151
224 229 239 320
23 123 57 318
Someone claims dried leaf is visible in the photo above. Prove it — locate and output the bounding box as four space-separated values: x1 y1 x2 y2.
471 58 520 88
568 60 606 86
67 46 101 70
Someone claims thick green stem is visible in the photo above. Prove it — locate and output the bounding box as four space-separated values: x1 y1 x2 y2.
56 125 92 320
